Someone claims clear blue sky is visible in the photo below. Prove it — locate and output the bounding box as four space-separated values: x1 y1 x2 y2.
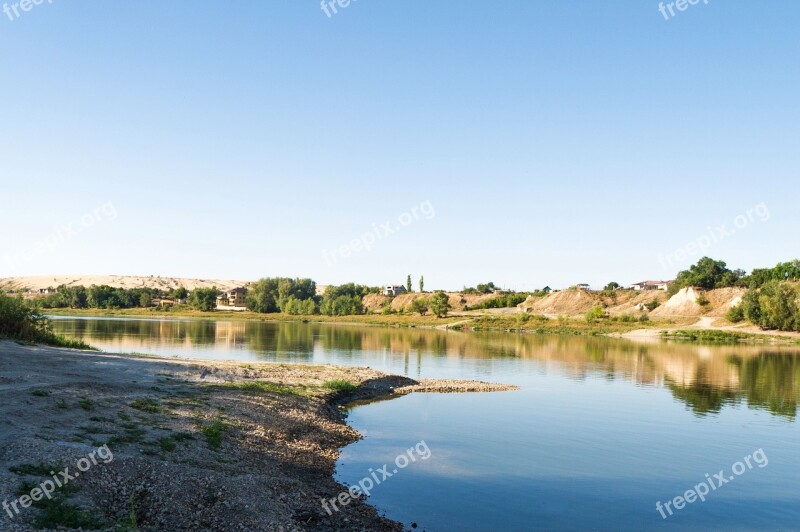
1 1 798 290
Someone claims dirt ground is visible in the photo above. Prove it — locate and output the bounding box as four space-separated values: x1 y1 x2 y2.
0 341 515 531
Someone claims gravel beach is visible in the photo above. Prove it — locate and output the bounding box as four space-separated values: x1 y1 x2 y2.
0 341 517 531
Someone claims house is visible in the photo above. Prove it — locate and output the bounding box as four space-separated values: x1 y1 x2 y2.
217 287 248 308
631 280 670 291
384 285 407 297
576 284 591 291
541 286 552 294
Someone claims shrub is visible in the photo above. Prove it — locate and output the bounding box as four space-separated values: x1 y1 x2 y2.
409 298 429 316
585 306 606 323
645 299 660 312
429 291 451 318
727 305 745 323
696 295 710 307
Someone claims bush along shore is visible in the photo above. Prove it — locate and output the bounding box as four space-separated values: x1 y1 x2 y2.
0 293 94 349
0 341 517 530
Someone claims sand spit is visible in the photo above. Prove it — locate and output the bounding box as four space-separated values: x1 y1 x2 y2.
0 341 515 531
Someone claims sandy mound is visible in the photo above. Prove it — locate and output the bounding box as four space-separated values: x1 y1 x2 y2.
0 275 248 292
705 287 747 317
519 289 596 316
606 290 669 315
651 287 704 317
364 292 503 312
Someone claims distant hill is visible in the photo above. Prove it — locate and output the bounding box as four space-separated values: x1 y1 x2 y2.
0 275 250 292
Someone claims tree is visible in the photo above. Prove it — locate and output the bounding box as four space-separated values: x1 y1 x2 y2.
670 257 744 294
604 282 621 291
406 275 412 293
429 291 450 318
188 287 219 311
409 298 428 316
246 278 280 313
419 276 424 293
171 287 188 300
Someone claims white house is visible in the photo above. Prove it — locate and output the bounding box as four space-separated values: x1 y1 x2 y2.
631 280 670 291
384 285 408 297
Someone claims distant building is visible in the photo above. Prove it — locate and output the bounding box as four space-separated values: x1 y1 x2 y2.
576 284 591 291
541 286 552 294
384 285 408 297
217 287 248 308
631 280 670 291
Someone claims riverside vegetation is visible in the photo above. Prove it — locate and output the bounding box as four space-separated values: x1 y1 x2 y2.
13 257 800 339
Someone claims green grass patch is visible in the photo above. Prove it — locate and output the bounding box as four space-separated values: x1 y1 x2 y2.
31 390 51 397
201 420 227 450
223 381 300 396
129 398 161 413
660 329 761 344
323 379 358 394
158 437 177 452
9 463 58 476
79 398 94 411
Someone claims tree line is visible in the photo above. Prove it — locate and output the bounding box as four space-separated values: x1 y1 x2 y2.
671 257 800 332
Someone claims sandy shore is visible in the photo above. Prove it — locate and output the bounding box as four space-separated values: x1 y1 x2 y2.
0 341 516 531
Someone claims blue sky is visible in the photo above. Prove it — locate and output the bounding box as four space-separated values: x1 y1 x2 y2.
1 1 798 290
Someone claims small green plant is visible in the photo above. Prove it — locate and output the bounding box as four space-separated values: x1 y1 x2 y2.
79 398 94 411
697 295 710 307
224 381 299 396
201 420 227 450
56 399 69 409
31 390 51 397
9 463 58 476
130 398 161 413
585 306 607 323
158 437 177 452
323 379 358 394
645 299 661 312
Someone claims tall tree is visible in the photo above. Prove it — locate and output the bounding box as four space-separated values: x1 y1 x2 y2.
406 274 412 293
419 276 424 293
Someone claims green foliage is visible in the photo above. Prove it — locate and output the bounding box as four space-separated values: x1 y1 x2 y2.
171 286 189 300
419 275 424 293
0 293 94 349
201 420 227 450
741 281 800 331
604 282 621 291
282 296 318 315
406 274 412 293
245 278 316 313
409 298 429 316
585 306 606 323
429 291 451 318
696 295 710 307
669 257 745 294
130 398 161 413
188 287 219 311
467 293 529 310
323 379 358 394
744 260 800 288
727 305 745 323
645 299 661 312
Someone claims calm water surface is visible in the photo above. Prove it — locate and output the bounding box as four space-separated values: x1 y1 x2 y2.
51 316 800 531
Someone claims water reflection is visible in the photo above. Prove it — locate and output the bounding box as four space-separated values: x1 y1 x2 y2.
50 317 800 420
